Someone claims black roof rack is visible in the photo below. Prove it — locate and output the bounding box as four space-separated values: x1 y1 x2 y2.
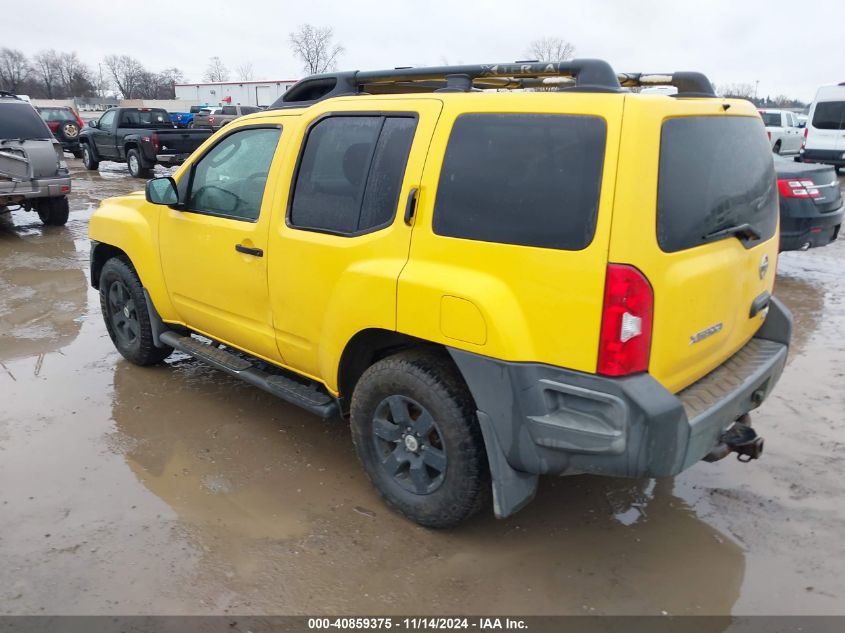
269 60 716 109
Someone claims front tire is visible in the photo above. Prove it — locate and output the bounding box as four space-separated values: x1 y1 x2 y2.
350 350 489 528
81 143 99 170
99 258 173 366
127 149 152 179
36 196 69 226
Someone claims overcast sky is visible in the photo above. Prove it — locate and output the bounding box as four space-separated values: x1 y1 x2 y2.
7 0 840 102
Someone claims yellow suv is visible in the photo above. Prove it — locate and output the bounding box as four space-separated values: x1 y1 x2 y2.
89 61 792 527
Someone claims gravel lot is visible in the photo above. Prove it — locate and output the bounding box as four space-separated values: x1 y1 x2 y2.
1 159 843 615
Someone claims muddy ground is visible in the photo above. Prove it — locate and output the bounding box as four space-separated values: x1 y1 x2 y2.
0 160 843 616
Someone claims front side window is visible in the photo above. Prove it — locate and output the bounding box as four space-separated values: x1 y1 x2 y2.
433 113 607 251
187 127 281 221
290 115 417 234
99 109 116 129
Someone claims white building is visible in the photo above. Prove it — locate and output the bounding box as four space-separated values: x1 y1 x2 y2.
174 79 298 108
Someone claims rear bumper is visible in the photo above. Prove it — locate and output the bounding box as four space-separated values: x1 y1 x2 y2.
449 296 793 518
799 148 845 167
780 202 844 251
155 154 190 165
0 175 72 203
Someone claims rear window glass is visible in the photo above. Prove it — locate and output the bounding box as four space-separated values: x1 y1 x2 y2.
433 114 606 251
222 106 237 115
0 102 52 139
759 111 781 126
657 116 777 253
38 108 76 122
812 102 845 130
119 109 171 127
241 106 260 114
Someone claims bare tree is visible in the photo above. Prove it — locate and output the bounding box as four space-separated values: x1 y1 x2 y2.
33 50 61 98
57 52 86 95
235 61 255 81
717 82 755 99
526 36 576 62
103 54 145 99
204 56 229 82
289 24 344 75
0 48 31 92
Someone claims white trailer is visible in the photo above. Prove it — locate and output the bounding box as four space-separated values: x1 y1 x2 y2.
174 80 298 108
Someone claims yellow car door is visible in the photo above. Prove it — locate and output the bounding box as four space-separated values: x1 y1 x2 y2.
267 98 442 389
158 122 286 363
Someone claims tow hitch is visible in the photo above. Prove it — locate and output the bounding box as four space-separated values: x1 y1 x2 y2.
704 414 765 463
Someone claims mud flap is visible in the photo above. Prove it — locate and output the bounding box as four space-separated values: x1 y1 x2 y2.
477 411 538 518
142 289 168 348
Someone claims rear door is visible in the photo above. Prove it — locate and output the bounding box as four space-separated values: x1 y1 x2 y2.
611 98 779 393
808 99 845 153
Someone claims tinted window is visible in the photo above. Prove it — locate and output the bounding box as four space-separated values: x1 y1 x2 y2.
433 114 606 251
812 102 845 130
241 106 260 114
99 109 116 129
221 106 237 115
657 116 777 253
187 127 281 221
0 102 52 139
760 111 781 127
38 108 76 122
119 109 171 127
290 116 416 234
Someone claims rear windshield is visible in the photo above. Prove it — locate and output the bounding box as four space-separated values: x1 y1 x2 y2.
812 102 845 130
759 111 781 126
0 102 52 139
657 116 777 253
118 109 172 127
433 113 607 251
38 108 76 122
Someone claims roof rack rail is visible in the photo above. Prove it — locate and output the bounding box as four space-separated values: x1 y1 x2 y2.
269 60 716 109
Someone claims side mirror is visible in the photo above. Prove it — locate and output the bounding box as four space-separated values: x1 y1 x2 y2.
145 176 179 206
88 120 98 128
797 121 806 129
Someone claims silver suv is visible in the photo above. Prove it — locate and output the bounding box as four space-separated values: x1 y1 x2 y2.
1 92 72 226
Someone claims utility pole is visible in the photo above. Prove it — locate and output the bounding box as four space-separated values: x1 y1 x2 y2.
754 79 759 100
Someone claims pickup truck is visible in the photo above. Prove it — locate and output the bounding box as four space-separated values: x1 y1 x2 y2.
78 107 212 178
169 105 212 129
192 104 261 131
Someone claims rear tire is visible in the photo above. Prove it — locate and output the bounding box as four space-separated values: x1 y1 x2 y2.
99 258 173 366
36 196 70 226
127 149 152 179
350 349 489 528
81 143 99 170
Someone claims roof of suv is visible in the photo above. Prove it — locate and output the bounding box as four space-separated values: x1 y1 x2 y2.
269 59 717 110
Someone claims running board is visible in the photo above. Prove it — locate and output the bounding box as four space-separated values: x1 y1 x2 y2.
159 331 340 419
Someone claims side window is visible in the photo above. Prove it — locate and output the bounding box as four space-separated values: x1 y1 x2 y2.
222 106 237 115
99 109 116 129
187 127 281 221
433 114 607 251
290 115 417 235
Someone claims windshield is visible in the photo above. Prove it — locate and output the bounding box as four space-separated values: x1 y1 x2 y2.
0 102 53 139
759 111 781 127
38 108 77 122
119 109 173 128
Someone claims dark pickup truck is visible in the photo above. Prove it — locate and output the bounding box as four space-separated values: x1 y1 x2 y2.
78 107 212 178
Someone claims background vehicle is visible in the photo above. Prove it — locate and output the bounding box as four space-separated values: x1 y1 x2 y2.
759 108 803 154
774 154 843 251
191 104 261 130
169 105 212 128
0 92 71 225
78 107 212 178
800 83 845 173
89 61 791 528
36 106 85 158
188 106 221 129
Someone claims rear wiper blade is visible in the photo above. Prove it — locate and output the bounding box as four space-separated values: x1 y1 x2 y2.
702 223 761 242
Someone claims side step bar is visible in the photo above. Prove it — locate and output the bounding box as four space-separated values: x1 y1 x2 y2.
159 331 340 420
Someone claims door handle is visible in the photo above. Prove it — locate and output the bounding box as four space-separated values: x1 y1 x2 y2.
235 244 263 257
404 187 419 225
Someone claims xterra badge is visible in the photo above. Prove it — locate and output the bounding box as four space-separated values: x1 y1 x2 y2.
690 323 723 345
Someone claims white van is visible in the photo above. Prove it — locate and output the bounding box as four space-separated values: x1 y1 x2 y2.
801 83 845 173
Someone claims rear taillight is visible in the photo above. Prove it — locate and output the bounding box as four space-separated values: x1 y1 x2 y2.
151 132 160 153
47 121 59 133
208 116 215 124
801 126 808 150
777 178 821 199
767 130 771 141
597 264 654 377
74 111 85 128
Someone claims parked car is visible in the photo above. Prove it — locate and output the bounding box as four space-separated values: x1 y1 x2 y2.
191 104 261 130
759 108 803 154
169 105 213 129
78 107 212 178
89 61 791 527
799 83 845 173
0 91 71 225
774 155 843 251
188 106 221 129
35 106 85 158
